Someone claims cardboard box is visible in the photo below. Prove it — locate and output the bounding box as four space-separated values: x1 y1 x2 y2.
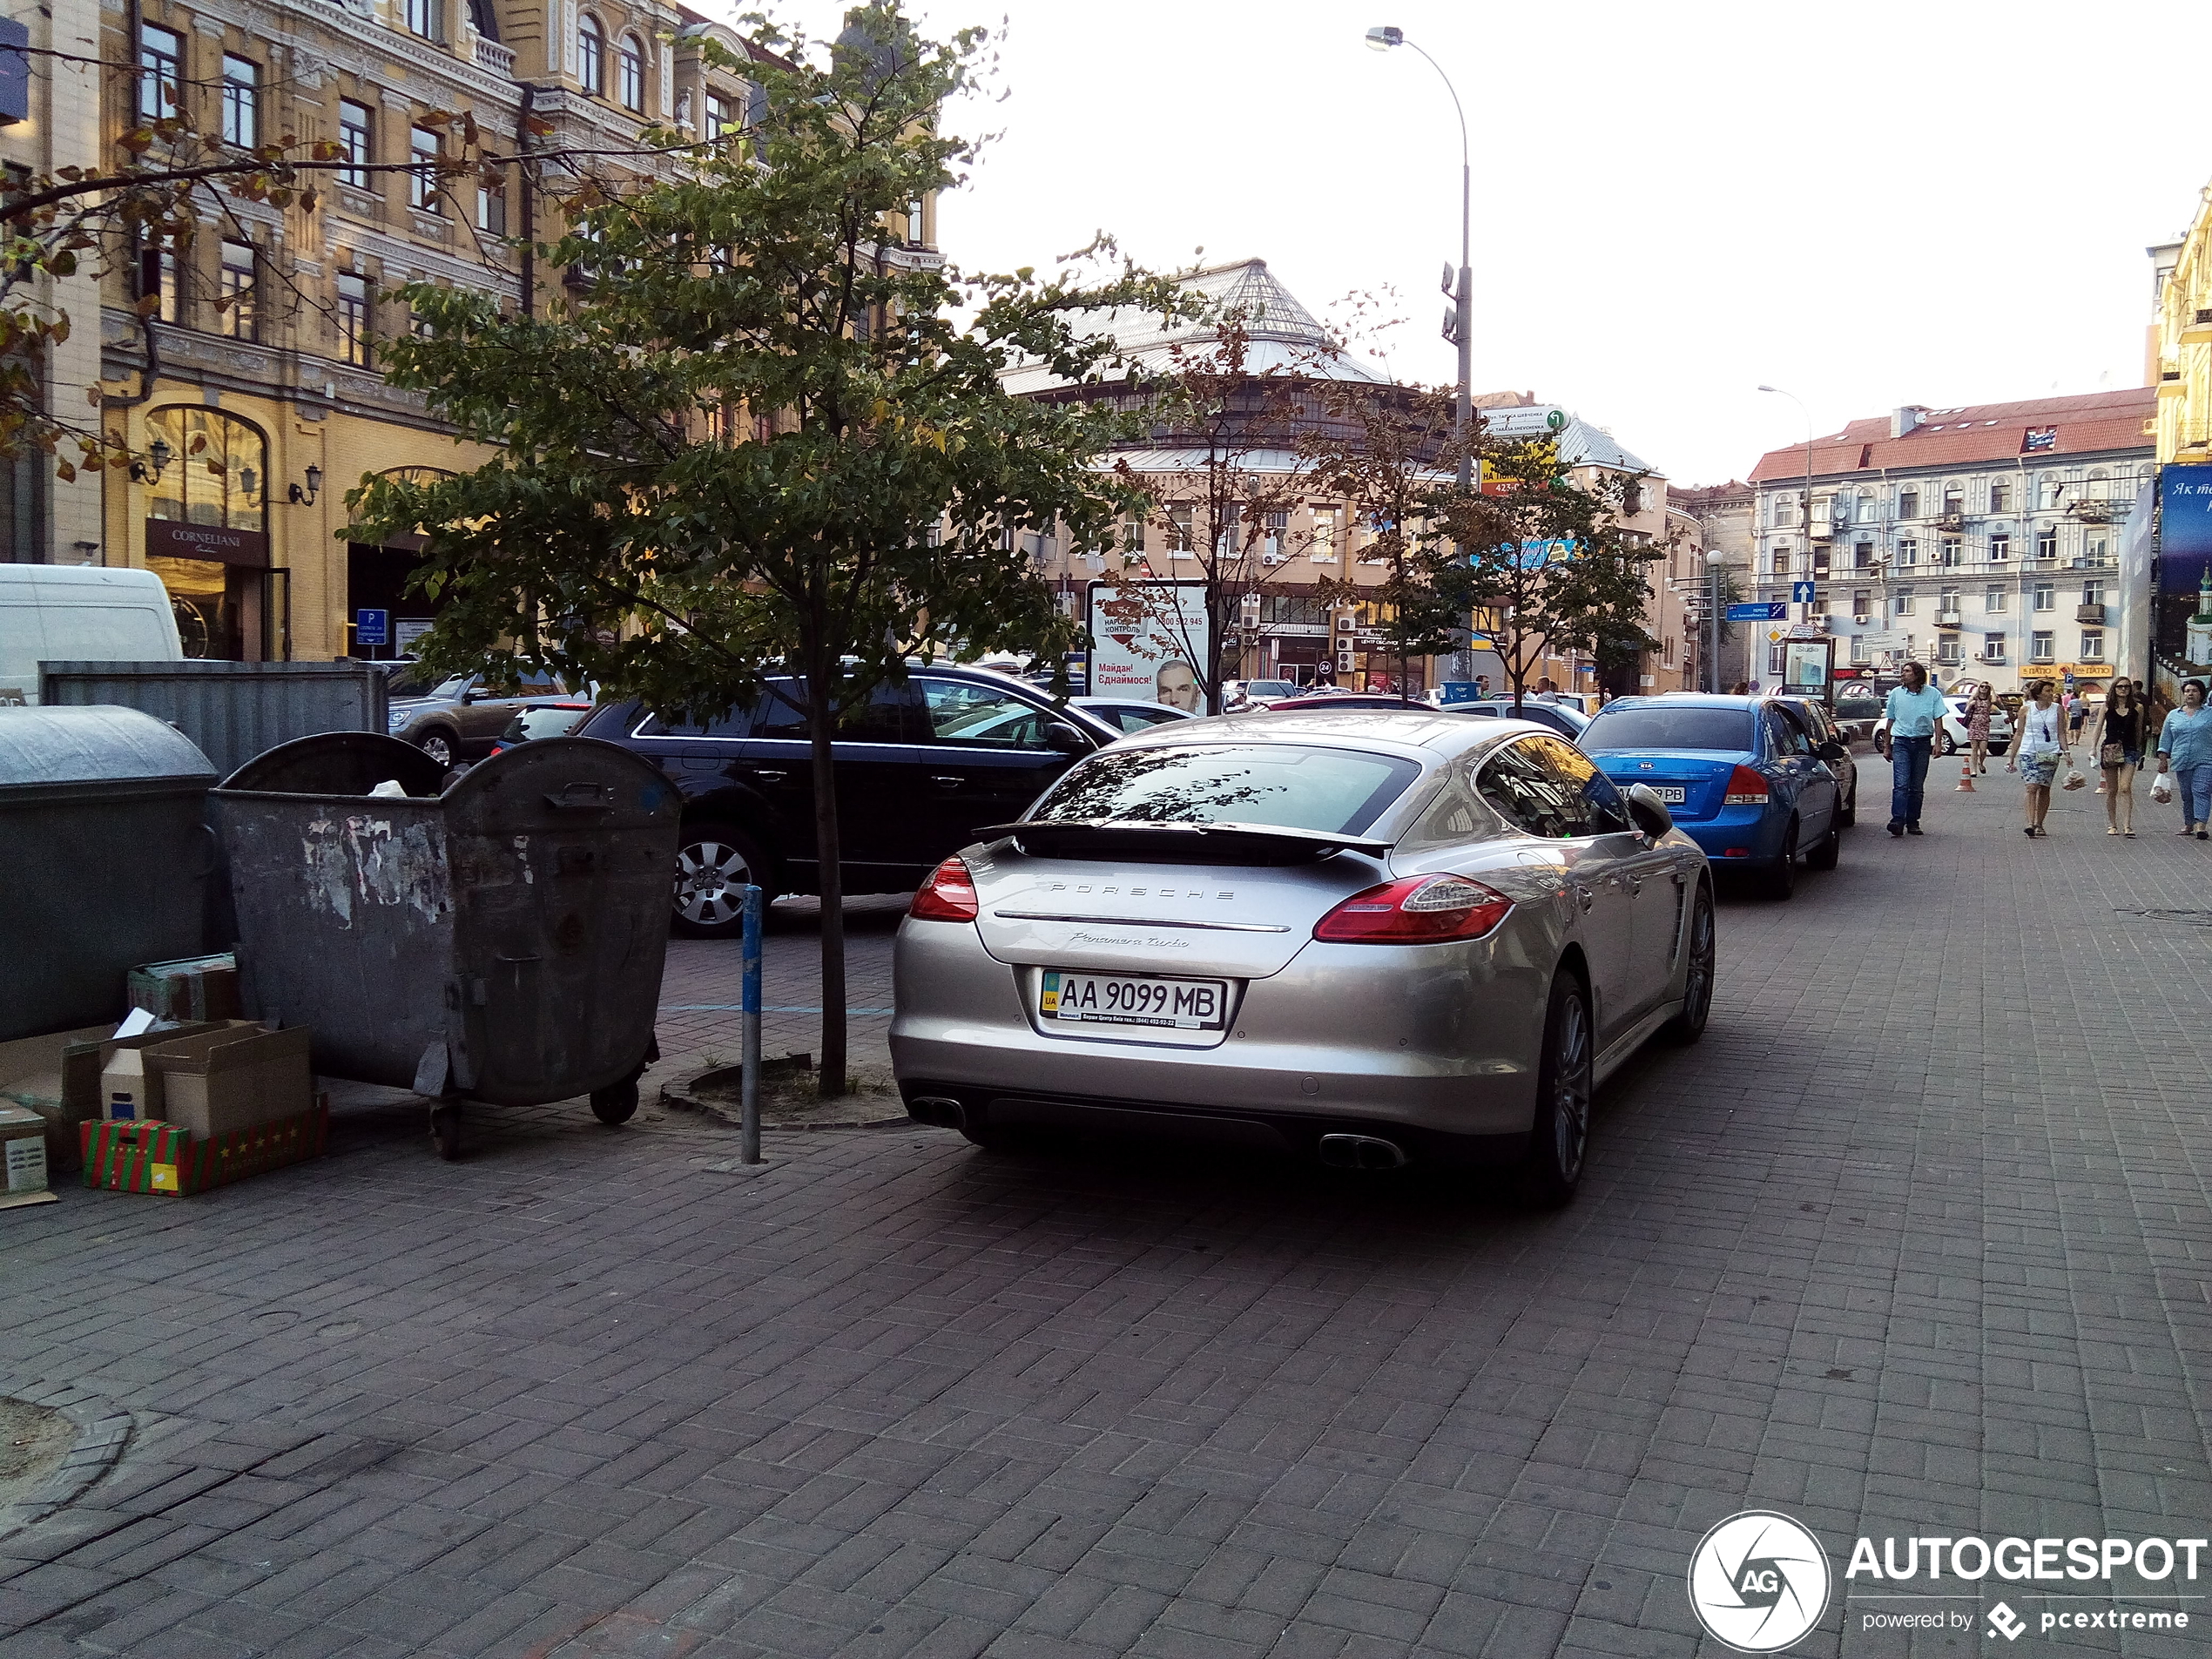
81 1099 328 1197
0 1102 55 1210
99 1047 157 1123
57 1022 235 1160
0 1022 113 1172
127 954 243 1025
146 1026 312 1140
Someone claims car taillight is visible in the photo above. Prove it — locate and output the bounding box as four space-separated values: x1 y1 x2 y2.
1313 874 1513 944
910 857 979 922
1723 765 1770 806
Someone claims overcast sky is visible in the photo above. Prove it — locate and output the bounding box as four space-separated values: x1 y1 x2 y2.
738 0 2207 488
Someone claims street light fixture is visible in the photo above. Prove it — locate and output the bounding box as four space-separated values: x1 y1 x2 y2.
1706 548 1727 693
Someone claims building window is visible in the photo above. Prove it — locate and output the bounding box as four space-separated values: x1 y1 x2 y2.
1937 638 1963 665
336 271 370 365
1852 589 1872 619
1983 634 2006 663
1894 588 1914 617
138 24 182 121
2082 580 2105 608
1939 536 1961 567
221 56 258 147
2031 631 2054 662
1167 504 1193 556
1942 482 1964 516
405 0 439 38
338 99 373 189
1851 636 1871 664
1897 537 1918 568
1852 541 1872 570
1118 509 1143 556
1985 586 2006 614
1263 509 1287 558
2033 583 2056 611
2083 531 2111 568
2080 631 2105 662
705 91 733 135
1769 643 1788 675
1856 489 1875 523
1312 507 1339 563
2087 468 2112 502
1898 487 1919 519
475 181 505 233
1990 480 2011 513
2040 474 2063 510
2036 526 2058 562
577 14 605 96
1989 532 2009 563
1772 495 1793 527
617 34 645 111
409 125 442 212
137 236 179 325
219 239 256 340
1939 589 1960 618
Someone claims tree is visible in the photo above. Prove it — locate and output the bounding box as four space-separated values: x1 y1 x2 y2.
1437 436 1661 709
345 3 1183 1097
1298 379 1477 699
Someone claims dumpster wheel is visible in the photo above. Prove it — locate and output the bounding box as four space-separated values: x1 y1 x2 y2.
590 1077 641 1126
429 1101 463 1161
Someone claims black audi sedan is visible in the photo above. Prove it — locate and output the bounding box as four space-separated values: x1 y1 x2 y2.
575 668 1120 937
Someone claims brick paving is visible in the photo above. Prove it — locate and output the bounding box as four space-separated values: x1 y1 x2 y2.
6 757 2212 1656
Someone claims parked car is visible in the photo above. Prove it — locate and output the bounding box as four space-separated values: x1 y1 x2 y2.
1071 698 1197 734
891 713 1714 1204
1261 693 1438 713
486 698 597 756
1224 678 1300 710
0 565 181 705
1579 695 1844 900
388 668 583 766
1871 695 2010 759
1442 698 1591 738
1831 684 1885 744
574 667 1121 936
1769 696 1858 826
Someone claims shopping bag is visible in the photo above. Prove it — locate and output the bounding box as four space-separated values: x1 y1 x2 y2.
2152 772 2176 803
2060 766 2087 792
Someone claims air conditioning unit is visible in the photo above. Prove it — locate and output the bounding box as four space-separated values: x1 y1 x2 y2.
1261 553 1286 566
1852 613 1871 624
1336 651 1354 673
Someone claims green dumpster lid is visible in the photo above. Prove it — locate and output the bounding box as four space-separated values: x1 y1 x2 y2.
0 705 217 792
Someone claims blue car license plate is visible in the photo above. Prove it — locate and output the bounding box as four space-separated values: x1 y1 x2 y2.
1652 786 1687 803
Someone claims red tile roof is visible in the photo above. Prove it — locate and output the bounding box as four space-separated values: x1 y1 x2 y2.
1747 388 2155 484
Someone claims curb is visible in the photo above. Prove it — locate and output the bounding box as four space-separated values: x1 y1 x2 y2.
0 1380 132 1540
659 1060 911 1131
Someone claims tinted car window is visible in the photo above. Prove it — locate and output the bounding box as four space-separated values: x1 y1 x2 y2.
749 678 930 742
1765 710 1807 757
1581 706 1757 753
1476 738 1578 839
1031 745 1420 834
506 705 593 742
1534 736 1631 834
644 699 754 738
922 678 1057 749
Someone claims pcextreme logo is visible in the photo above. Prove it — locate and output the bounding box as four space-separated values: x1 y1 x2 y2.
1687 1511 1832 1652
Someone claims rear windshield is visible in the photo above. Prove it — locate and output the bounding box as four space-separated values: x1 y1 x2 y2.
512 705 591 740
1581 707 1757 753
1031 745 1420 835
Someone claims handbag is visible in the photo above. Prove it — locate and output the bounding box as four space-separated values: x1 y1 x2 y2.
2101 742 2128 766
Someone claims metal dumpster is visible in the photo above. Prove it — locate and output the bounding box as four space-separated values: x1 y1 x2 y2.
210 732 679 1157
0 705 219 1041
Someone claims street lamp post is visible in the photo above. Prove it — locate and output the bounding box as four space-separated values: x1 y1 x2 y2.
1707 548 1726 693
1366 25 1471 492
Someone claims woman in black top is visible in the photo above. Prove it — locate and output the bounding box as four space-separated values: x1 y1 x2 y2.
2101 676 2148 837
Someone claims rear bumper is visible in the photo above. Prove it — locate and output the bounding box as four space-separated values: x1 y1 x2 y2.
1671 810 1788 866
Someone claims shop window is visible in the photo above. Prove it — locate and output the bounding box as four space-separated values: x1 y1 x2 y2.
142 407 274 662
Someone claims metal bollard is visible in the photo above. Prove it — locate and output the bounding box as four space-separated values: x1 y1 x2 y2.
739 883 763 1165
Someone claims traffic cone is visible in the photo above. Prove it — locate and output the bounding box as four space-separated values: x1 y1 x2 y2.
1956 753 1975 792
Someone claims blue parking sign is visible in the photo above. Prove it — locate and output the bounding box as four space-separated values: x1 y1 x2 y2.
355 608 389 646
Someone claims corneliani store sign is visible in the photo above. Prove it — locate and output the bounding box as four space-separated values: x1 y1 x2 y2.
145 519 270 567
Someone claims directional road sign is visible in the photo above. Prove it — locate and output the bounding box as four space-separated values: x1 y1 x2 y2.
1791 581 1818 603
1729 602 1787 622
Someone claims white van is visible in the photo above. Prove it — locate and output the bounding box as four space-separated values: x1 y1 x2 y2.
0 565 184 705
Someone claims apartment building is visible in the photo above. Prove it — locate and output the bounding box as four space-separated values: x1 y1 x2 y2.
59 0 882 661
1745 389 2155 691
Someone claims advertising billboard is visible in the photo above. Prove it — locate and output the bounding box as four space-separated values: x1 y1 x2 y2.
1085 579 1210 712
2154 466 2212 709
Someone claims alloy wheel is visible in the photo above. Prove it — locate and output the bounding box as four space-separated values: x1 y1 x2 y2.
419 732 455 768
1679 893 1714 1033
674 839 752 927
1551 989 1592 1184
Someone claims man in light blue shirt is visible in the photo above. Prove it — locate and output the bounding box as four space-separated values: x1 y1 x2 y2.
1884 661 1948 837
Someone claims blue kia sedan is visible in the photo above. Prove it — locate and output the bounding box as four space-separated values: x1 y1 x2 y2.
1578 696 1845 900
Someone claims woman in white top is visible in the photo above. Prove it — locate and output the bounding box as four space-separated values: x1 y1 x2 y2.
2014 679 2069 838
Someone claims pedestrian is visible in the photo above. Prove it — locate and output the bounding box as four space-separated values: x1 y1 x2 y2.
2099 677 2148 838
2015 679 2069 837
2155 678 2212 840
1883 660 1947 838
2067 689 2087 746
1730 680 1750 695
1965 684 1995 776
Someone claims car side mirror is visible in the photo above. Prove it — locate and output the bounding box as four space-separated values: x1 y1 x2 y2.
1817 740 1848 763
1625 783 1674 840
1044 720 1091 755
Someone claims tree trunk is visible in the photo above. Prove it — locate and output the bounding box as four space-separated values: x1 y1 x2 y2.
806 652 848 1100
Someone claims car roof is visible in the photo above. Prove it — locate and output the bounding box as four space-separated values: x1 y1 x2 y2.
1591 695 1764 711
1102 709 1557 765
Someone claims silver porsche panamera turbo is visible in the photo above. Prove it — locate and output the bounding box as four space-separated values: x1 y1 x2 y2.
889 711 1715 1204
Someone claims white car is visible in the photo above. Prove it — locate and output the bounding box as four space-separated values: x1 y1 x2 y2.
1873 696 2011 759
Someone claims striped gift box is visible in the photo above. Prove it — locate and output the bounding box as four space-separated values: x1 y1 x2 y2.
81 1100 330 1197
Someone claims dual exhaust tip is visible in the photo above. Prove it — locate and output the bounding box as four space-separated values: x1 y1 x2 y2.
907 1097 1408 1171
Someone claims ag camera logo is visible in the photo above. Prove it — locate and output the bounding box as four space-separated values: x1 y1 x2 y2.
1688 1511 1831 1652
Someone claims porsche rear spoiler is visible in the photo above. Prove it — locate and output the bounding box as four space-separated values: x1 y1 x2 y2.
974 819 1393 866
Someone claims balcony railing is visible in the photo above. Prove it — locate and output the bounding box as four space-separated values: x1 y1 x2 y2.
475 36 515 73
2076 603 2106 624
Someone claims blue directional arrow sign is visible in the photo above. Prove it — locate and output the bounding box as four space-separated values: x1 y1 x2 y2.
1791 581 1817 604
1728 602 1788 621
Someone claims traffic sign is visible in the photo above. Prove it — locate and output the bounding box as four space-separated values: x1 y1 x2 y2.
355 608 388 646
1729 602 1787 622
1791 581 1817 604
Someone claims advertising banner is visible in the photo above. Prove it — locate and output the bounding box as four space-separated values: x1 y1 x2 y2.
1085 579 1210 712
2156 466 2212 709
1781 639 1833 700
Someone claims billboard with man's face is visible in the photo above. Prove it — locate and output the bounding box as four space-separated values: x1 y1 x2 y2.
1087 580 1211 711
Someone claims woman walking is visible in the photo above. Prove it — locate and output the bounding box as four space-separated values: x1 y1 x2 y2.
1966 685 1995 775
2015 679 2069 837
2099 677 2148 837
2155 679 2212 839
